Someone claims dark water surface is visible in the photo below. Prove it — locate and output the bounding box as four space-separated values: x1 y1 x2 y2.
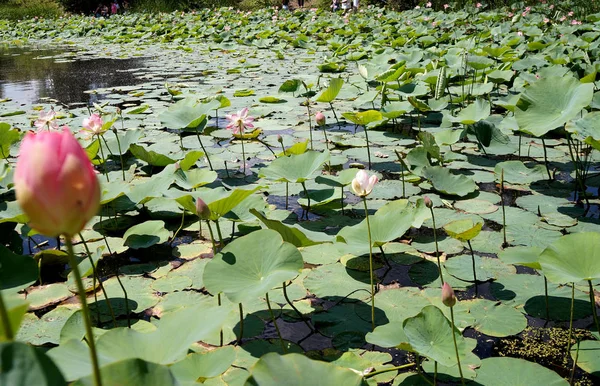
0 46 147 106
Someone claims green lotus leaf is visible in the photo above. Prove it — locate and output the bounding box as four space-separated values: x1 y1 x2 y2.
159 98 219 129
0 341 66 386
259 150 329 183
403 305 466 367
73 358 177 386
0 244 38 292
443 219 483 242
475 357 567 385
246 353 365 386
129 144 176 167
515 75 593 137
202 229 303 303
423 166 478 197
539 232 600 284
123 220 170 249
316 78 343 103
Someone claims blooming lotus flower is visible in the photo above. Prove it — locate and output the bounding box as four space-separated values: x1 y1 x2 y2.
476 2 482 8
315 111 326 127
81 113 105 136
442 282 457 308
443 4 449 9
351 170 378 198
34 110 58 131
225 107 255 135
14 127 100 237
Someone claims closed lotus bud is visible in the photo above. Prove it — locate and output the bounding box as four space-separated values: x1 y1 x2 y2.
315 111 326 127
277 134 283 143
196 198 211 220
14 128 100 237
442 282 457 308
424 196 433 208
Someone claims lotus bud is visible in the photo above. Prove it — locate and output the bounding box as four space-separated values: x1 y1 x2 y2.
196 198 211 220
315 111 326 127
441 282 457 308
14 127 100 237
424 196 433 208
351 170 378 198
277 134 283 143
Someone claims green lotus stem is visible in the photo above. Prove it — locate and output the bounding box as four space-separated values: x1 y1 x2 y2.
588 280 599 334
283 281 313 332
518 132 522 158
329 102 341 129
65 238 103 386
541 137 552 180
195 126 214 171
286 182 289 210
279 142 286 156
450 307 466 386
429 206 444 285
224 161 230 178
214 220 225 249
544 276 550 321
363 363 416 379
240 135 246 175
363 197 376 331
565 283 575 362
306 101 313 150
363 125 372 170
400 160 405 198
434 361 438 385
500 169 507 248
266 292 286 353
79 233 116 328
301 182 311 218
97 134 109 182
237 302 244 345
0 289 13 340
170 211 186 246
101 236 129 328
467 240 477 296
204 220 217 253
112 132 126 182
218 293 223 347
566 135 591 209
570 338 581 385
340 188 344 215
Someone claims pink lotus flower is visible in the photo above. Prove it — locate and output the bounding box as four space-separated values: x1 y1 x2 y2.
444 4 449 9
315 111 326 126
14 127 100 237
81 113 105 136
351 170 378 197
225 107 255 135
34 110 58 131
476 2 482 8
426 2 432 7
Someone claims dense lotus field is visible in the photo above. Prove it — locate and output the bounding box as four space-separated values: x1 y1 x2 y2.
1 3 600 385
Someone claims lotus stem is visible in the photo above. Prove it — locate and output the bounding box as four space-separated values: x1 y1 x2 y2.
195 127 214 171
434 361 438 385
214 220 225 249
500 169 507 248
218 293 223 347
237 302 244 345
541 137 552 180
565 283 575 362
114 115 126 181
96 134 109 182
204 220 217 254
363 125 372 170
306 101 313 150
363 197 376 331
588 280 599 334
329 102 341 129
450 307 466 386
340 188 344 215
101 236 129 328
400 160 406 198
363 363 416 379
286 182 289 210
570 338 580 385
544 276 550 322
283 281 313 332
79 234 116 328
170 211 186 246
518 132 522 158
240 135 246 175
266 292 286 353
0 289 13 340
429 206 444 285
467 240 477 296
301 182 311 218
65 238 103 386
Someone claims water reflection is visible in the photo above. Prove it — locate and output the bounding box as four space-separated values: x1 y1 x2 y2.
0 47 147 106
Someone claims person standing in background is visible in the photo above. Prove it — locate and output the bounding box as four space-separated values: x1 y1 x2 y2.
111 1 120 15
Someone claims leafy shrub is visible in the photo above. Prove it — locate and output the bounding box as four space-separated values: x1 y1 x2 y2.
0 0 64 19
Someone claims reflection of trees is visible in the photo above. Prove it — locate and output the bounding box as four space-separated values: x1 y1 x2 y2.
0 47 146 105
